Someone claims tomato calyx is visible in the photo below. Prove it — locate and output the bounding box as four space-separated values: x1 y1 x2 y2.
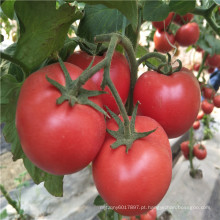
46 57 107 115
107 103 157 152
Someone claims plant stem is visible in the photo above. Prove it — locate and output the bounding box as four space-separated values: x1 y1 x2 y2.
188 128 195 176
197 51 208 80
137 52 167 66
95 33 138 115
0 184 26 220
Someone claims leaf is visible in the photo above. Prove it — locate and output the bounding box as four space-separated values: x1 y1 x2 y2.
13 0 83 73
94 195 106 206
0 209 8 219
213 0 220 4
142 0 171 21
1 0 15 19
136 45 148 58
77 4 129 42
78 0 138 30
169 0 196 15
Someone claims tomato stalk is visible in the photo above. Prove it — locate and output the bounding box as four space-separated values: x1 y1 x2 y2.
196 51 208 80
193 3 220 36
188 127 195 177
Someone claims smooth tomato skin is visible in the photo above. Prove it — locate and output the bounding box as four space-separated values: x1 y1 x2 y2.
16 63 106 175
180 141 190 159
67 51 130 114
175 22 200 47
174 13 194 25
213 95 220 108
208 66 215 73
154 30 175 53
197 111 204 120
93 116 172 216
193 144 207 160
201 99 214 114
133 70 201 138
193 120 200 130
152 12 174 30
206 54 220 68
203 87 215 99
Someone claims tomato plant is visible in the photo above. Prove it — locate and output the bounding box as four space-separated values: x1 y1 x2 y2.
173 13 194 25
16 62 106 175
153 30 175 53
206 54 220 68
67 51 130 114
201 99 214 114
193 63 200 71
197 111 204 120
193 144 207 160
175 22 200 47
133 69 201 138
93 116 172 216
193 120 200 130
203 87 216 99
152 12 174 31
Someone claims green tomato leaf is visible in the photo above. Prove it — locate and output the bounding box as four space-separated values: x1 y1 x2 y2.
0 209 8 219
142 0 170 21
1 0 15 19
94 195 106 206
77 4 129 42
136 45 148 58
213 0 220 5
78 0 138 30
13 0 83 74
0 74 64 197
169 0 196 15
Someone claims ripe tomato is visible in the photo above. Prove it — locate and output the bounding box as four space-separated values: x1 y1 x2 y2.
152 12 174 30
174 13 194 25
175 22 200 47
196 111 204 120
16 63 106 175
193 120 200 130
213 95 220 108
193 144 207 160
207 66 215 74
195 45 203 52
93 116 172 216
180 140 190 159
203 87 215 99
193 63 200 71
153 30 175 53
67 51 130 114
140 208 157 220
201 99 214 114
133 69 201 138
206 54 220 68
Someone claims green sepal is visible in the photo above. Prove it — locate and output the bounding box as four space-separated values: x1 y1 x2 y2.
46 57 107 116
93 195 106 206
106 103 157 152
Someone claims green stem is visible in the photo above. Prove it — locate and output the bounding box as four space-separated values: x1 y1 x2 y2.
188 128 195 175
193 3 220 36
0 52 29 78
95 33 138 115
0 184 26 220
137 52 167 66
197 51 208 80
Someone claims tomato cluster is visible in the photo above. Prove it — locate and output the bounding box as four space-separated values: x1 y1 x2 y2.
153 12 200 53
180 141 207 160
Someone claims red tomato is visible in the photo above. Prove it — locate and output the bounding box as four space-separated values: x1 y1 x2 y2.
193 144 207 160
206 54 220 68
174 13 194 25
195 45 203 52
207 66 215 74
193 120 200 130
193 63 200 71
140 208 157 220
152 12 174 30
180 140 190 159
196 111 204 120
154 30 175 53
16 63 106 175
93 116 172 216
213 94 220 108
175 23 200 47
203 87 215 99
201 99 214 114
133 69 201 138
67 51 130 114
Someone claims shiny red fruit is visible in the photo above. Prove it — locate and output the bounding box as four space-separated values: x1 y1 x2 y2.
193 120 200 130
152 12 174 30
174 13 194 25
203 87 215 99
213 95 220 108
196 111 204 120
193 144 207 160
201 99 214 114
206 54 220 68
